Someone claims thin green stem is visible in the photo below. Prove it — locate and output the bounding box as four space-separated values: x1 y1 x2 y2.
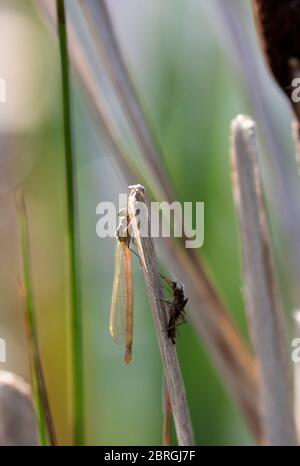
16 193 57 446
56 0 84 445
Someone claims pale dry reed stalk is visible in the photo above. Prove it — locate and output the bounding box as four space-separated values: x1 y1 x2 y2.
231 115 297 445
127 184 195 446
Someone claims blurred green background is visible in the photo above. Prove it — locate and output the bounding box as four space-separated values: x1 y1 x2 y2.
0 0 297 445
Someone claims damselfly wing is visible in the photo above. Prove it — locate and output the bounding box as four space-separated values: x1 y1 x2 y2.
110 210 134 364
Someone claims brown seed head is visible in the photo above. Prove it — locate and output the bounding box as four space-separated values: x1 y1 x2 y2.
252 0 300 113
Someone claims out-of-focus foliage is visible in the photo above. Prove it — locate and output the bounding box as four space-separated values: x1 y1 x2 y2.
0 0 295 445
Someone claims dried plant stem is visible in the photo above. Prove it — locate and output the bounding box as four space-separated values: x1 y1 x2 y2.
16 193 56 446
231 114 297 445
56 0 84 445
162 240 262 440
162 375 172 446
128 185 195 446
0 371 39 446
80 0 176 202
38 1 262 439
38 0 141 186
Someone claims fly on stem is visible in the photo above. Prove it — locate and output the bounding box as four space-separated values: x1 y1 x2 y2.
160 275 188 345
110 207 134 364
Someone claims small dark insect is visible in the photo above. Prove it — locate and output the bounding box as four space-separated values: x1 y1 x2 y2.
252 0 300 124
160 275 188 344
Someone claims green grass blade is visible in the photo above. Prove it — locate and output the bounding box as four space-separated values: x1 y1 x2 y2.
56 0 84 445
16 192 57 446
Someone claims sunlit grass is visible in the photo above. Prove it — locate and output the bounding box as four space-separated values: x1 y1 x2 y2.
56 0 84 445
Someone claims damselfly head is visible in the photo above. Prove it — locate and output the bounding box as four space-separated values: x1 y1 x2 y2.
128 184 145 202
128 184 145 193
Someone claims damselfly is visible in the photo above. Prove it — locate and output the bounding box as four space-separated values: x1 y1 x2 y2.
110 208 134 364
